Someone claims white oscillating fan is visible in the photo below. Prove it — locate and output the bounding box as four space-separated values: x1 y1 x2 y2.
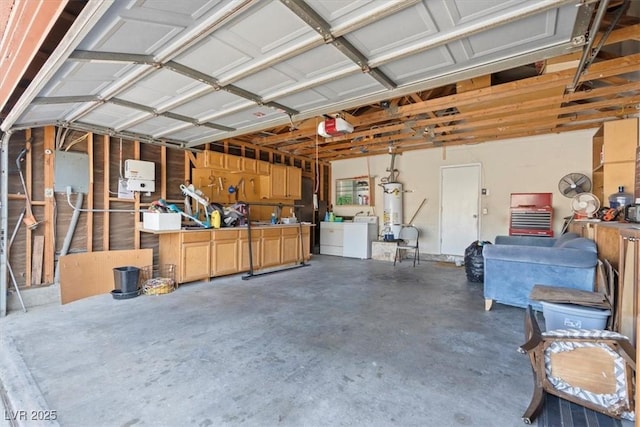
571 193 600 220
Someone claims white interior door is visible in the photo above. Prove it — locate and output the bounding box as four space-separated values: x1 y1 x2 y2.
440 164 481 256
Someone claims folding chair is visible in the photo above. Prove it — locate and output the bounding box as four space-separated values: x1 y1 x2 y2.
394 226 419 267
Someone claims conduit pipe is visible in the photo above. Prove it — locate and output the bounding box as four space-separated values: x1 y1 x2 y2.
54 192 83 284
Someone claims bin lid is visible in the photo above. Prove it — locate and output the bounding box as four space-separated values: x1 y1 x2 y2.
540 301 611 317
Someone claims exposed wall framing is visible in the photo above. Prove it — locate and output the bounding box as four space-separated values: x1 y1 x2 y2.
5 127 328 291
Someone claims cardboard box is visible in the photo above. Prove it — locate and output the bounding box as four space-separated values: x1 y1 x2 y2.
143 212 181 231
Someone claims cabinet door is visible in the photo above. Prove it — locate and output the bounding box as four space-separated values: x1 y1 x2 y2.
261 229 282 267
225 154 242 171
203 151 225 169
211 239 239 276
239 233 261 271
270 164 288 198
257 160 270 175
243 158 257 174
287 166 302 200
301 226 311 260
181 242 211 283
281 227 300 264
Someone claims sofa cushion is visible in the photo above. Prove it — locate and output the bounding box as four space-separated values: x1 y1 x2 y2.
556 237 597 253
552 232 580 247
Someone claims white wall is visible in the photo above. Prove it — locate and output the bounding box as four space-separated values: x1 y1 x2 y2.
331 129 596 254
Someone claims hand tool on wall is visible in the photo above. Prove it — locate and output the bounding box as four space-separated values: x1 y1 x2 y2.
16 147 39 229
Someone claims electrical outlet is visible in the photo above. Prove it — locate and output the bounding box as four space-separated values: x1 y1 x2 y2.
44 188 54 198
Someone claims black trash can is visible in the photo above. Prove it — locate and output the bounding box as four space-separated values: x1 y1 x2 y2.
464 241 491 283
113 266 140 294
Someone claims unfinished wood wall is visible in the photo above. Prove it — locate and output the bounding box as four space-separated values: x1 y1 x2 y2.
6 126 330 289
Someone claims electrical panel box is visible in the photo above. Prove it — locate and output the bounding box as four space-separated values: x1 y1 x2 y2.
54 150 89 193
124 160 155 192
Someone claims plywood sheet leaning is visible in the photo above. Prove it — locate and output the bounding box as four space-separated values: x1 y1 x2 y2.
59 249 152 304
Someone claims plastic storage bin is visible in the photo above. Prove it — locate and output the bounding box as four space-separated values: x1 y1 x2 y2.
541 301 610 330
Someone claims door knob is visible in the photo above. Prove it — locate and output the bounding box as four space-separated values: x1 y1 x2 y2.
473 214 478 218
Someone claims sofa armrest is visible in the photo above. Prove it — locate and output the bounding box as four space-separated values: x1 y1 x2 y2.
494 235 556 247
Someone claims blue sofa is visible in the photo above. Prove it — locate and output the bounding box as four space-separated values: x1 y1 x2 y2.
482 233 597 311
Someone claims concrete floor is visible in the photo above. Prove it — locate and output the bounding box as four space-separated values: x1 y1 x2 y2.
0 256 620 427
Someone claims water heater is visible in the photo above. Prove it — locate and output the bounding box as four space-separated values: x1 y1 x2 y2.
383 182 403 238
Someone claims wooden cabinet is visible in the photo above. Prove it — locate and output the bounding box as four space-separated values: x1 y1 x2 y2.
243 158 257 174
211 229 239 276
200 150 225 169
261 228 282 267
180 232 211 283
592 118 638 204
257 160 270 175
281 227 301 264
225 154 242 171
239 229 261 271
568 221 631 269
152 225 312 284
287 166 302 199
262 164 302 199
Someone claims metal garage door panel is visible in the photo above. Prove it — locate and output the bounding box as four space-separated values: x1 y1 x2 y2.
270 89 331 112
273 73 385 112
174 35 253 79
210 105 285 129
19 104 86 127
81 103 148 130
377 46 456 84
179 1 319 83
463 8 575 57
39 61 137 98
125 115 188 137
169 91 253 121
117 69 209 109
233 44 358 98
76 0 220 55
343 1 577 68
163 126 223 143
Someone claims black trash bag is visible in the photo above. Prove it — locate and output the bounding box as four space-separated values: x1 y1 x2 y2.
464 240 492 283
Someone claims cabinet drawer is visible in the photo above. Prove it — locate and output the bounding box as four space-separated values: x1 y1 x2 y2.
262 228 281 238
281 227 300 237
213 229 239 240
182 231 211 243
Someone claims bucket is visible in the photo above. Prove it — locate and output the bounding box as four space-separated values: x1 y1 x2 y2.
113 266 140 294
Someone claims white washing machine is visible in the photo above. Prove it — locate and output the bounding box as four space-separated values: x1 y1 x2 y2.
342 216 379 259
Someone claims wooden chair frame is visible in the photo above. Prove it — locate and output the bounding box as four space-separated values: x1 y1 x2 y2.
519 306 636 424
